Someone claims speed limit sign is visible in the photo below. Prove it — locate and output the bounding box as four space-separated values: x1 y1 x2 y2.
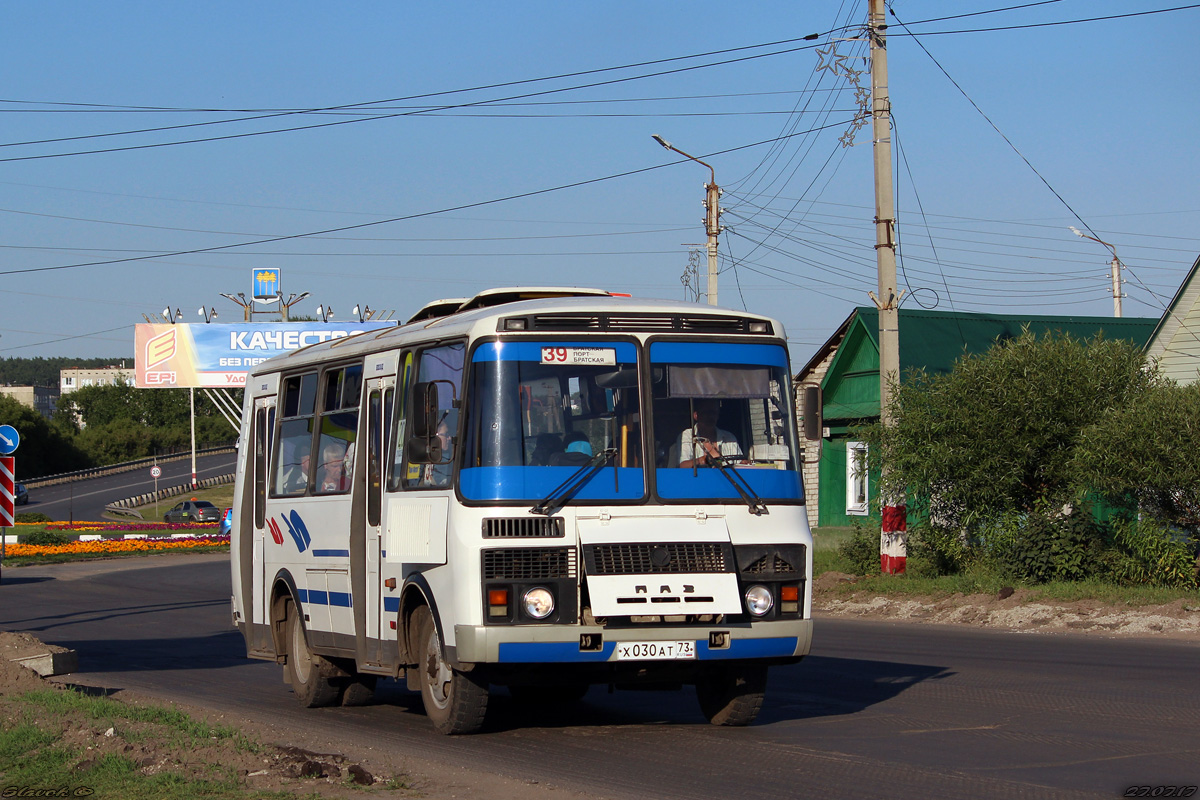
150 466 162 479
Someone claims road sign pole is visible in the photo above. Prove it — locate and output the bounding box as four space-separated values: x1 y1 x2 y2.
1 456 15 567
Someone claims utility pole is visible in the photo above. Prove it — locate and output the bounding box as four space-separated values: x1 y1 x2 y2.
653 135 722 306
1069 227 1124 317
869 0 906 574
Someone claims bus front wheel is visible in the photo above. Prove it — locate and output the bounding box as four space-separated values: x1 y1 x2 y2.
413 606 488 734
284 599 341 708
695 664 767 726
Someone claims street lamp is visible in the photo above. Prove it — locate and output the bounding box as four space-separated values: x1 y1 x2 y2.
652 134 722 306
198 306 218 323
352 304 373 322
162 307 182 324
219 292 252 322
317 304 334 323
281 291 310 322
1069 227 1124 317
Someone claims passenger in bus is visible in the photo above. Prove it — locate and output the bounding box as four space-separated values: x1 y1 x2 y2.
528 432 563 466
549 431 592 466
675 399 742 468
423 415 455 487
316 440 349 493
279 440 311 493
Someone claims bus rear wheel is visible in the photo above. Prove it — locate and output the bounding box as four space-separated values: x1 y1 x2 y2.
285 599 341 708
413 606 488 734
695 664 767 726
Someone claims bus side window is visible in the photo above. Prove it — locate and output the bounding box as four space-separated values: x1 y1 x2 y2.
387 354 411 491
253 406 271 529
274 373 318 496
314 363 362 495
367 388 382 527
404 342 464 489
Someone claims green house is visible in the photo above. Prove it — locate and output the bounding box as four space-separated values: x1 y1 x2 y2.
794 308 1158 528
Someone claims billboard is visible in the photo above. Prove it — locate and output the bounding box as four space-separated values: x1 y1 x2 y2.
134 322 397 388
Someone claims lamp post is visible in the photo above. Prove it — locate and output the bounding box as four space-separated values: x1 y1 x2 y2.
219 293 252 322
162 307 197 487
1069 227 1124 317
317 304 334 323
652 134 722 306
282 292 310 322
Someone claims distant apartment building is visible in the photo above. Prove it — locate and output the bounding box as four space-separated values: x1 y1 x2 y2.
60 366 133 395
0 385 59 419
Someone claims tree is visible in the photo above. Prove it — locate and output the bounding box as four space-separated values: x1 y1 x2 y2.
1072 381 1200 532
864 331 1159 535
0 395 90 478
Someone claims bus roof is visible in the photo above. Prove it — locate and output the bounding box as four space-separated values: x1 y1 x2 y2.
249 288 784 376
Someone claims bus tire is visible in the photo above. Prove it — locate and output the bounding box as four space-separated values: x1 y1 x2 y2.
341 675 377 707
413 605 488 734
284 599 340 708
695 664 767 726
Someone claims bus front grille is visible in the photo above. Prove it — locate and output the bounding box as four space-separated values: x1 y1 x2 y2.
482 517 565 538
482 547 577 580
583 542 732 575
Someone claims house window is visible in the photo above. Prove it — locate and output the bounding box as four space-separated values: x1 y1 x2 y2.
846 441 868 515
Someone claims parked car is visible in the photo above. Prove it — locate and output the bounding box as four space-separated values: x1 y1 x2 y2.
163 500 221 524
219 507 233 536
14 483 28 505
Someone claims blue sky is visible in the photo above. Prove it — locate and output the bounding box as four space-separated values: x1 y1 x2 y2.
1 1 1196 367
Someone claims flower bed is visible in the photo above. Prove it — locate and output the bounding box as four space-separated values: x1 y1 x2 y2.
44 521 218 533
5 534 230 557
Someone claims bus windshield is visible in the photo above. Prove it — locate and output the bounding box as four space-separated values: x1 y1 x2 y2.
649 341 803 503
459 340 645 502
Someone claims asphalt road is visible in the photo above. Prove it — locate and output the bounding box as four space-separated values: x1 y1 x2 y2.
18 452 237 521
2 554 1197 800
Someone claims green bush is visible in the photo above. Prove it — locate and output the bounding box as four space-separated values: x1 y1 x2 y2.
14 512 52 523
837 522 880 576
1103 517 1198 589
22 530 73 546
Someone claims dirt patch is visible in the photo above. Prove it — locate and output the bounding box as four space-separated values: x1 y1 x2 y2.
813 572 1200 639
0 632 591 800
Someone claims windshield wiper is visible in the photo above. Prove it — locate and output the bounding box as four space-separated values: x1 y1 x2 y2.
696 438 769 516
530 448 617 516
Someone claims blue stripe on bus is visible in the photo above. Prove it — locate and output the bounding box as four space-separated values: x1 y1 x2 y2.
383 597 400 613
648 341 788 367
295 589 353 608
472 341 638 363
699 637 798 659
497 641 617 663
311 549 350 558
655 468 803 501
496 637 797 663
460 466 644 502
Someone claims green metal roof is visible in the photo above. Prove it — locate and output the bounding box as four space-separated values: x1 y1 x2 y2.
819 308 1157 422
854 307 1157 376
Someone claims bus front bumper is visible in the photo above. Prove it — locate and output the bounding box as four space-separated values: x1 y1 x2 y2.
452 617 812 665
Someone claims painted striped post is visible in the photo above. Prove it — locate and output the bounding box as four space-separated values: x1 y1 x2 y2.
1 456 14 564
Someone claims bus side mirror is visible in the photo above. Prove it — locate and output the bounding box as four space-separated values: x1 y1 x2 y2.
410 382 438 438
803 385 822 441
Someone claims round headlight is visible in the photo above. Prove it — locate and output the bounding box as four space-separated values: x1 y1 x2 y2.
523 587 555 619
744 585 773 616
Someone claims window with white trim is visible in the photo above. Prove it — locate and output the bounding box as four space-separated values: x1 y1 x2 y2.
846 441 868 515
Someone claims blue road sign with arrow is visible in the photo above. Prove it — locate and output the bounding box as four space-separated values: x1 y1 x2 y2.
0 425 18 455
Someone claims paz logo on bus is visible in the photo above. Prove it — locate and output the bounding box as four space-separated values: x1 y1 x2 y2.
0 425 18 455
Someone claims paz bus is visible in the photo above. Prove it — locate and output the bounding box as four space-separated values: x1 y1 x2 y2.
229 287 812 734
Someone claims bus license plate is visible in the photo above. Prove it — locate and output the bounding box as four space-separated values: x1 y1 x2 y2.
616 641 696 660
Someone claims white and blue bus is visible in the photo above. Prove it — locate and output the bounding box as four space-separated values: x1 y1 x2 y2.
230 288 812 734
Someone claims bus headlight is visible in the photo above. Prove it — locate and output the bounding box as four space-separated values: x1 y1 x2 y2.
523 587 555 619
744 585 773 616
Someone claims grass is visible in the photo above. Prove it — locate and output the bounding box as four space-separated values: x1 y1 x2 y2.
0 687 313 800
127 484 236 522
812 525 1200 607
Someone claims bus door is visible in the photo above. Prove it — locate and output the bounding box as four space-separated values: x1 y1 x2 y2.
362 372 395 665
248 393 276 656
